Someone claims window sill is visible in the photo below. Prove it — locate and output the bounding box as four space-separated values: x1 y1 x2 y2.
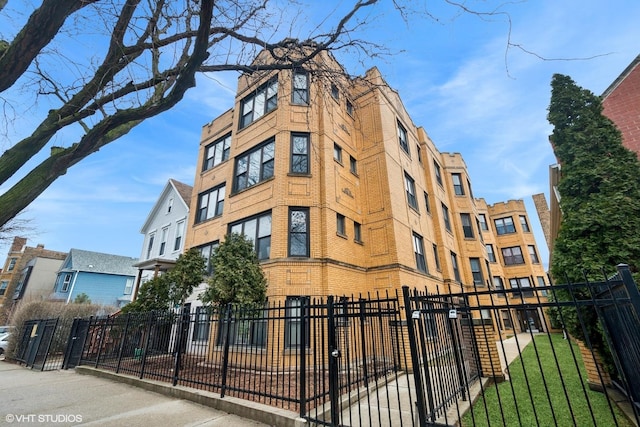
287 172 312 178
230 175 275 197
336 232 348 239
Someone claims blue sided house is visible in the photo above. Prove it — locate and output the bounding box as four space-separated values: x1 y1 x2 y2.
51 249 139 308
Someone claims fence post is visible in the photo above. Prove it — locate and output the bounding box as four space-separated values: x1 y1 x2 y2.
220 304 232 398
617 264 640 315
402 286 427 427
327 296 341 427
62 318 80 370
299 297 308 419
359 298 369 386
173 305 191 387
139 313 153 379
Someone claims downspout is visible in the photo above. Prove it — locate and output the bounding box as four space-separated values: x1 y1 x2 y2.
65 270 79 304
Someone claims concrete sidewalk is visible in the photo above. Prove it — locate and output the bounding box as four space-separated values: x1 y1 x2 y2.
0 335 536 427
0 360 281 427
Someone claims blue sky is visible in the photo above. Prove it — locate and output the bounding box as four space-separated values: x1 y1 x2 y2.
1 0 639 268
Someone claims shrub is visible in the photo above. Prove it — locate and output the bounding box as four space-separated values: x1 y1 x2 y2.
5 300 116 359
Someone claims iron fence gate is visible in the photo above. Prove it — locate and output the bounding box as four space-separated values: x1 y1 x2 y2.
402 287 482 426
322 295 414 426
62 318 91 369
14 318 59 370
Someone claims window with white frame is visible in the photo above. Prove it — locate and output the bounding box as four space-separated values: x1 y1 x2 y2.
412 232 428 273
398 121 409 154
354 221 362 243
510 277 533 298
336 213 346 236
494 216 516 235
528 245 540 264
452 173 464 195
404 172 418 210
61 273 72 292
174 220 185 251
146 233 155 259
0 281 8 296
159 227 169 256
229 211 272 260
124 278 133 295
479 214 488 231
217 311 266 347
193 306 211 341
203 133 231 171
493 276 505 298
451 252 461 282
537 276 548 296
486 244 496 262
333 143 342 163
196 184 225 223
442 203 451 231
234 139 275 192
461 213 474 238
285 296 310 348
470 257 484 286
197 241 219 275
501 310 513 329
434 161 443 186
240 77 278 128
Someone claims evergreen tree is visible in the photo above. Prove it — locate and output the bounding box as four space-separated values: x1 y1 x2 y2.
122 249 206 313
200 233 267 306
548 73 640 282
547 74 640 364
121 275 171 313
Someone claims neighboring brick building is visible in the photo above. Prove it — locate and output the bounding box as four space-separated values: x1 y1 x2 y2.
185 50 548 333
0 237 67 322
602 54 640 155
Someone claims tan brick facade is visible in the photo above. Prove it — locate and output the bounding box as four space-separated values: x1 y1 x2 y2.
184 51 548 318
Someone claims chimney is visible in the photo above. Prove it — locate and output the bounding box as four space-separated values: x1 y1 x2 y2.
10 237 27 253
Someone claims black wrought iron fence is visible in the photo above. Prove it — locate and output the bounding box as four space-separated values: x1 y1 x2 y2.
76 293 409 424
15 264 640 426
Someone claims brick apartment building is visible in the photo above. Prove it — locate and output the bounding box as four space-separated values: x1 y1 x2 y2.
0 237 67 322
184 50 548 333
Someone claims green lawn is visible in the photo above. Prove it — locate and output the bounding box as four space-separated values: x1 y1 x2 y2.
462 333 633 427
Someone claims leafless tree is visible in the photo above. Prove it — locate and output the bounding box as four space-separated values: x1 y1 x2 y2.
0 0 391 227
